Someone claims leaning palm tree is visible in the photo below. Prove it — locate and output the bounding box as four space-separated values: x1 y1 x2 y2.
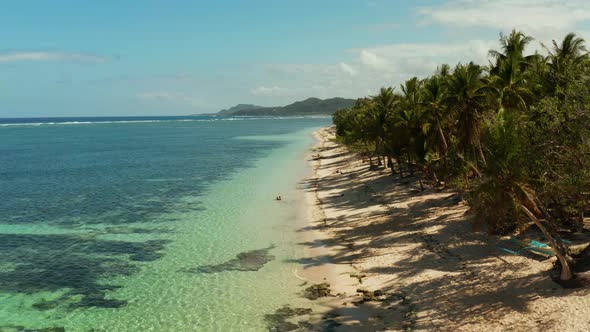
471 110 573 280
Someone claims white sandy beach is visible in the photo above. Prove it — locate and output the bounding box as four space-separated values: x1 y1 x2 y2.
297 126 590 331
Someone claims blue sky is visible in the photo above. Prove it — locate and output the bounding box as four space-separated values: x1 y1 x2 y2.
2 0 590 117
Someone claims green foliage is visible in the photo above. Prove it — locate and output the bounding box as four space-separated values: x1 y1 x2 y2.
468 110 529 233
332 30 590 278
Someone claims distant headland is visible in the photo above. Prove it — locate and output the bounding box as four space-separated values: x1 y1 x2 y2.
203 97 356 116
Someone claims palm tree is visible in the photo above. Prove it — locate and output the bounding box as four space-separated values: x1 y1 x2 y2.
399 78 425 175
395 106 431 188
446 62 489 168
487 30 537 112
486 58 536 112
369 87 398 167
527 52 551 95
471 110 573 280
422 69 450 159
543 33 589 95
489 29 536 74
545 32 588 65
331 29 589 282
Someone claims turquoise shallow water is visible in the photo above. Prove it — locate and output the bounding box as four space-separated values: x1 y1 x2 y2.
0 117 330 331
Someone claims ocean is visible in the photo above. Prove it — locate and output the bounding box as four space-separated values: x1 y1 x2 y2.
0 116 330 331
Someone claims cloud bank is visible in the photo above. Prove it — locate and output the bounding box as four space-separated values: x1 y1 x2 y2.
249 0 590 104
418 0 590 40
0 51 110 63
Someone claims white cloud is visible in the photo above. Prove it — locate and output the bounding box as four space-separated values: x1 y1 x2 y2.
249 83 359 102
250 86 292 97
338 62 357 76
418 0 590 38
256 63 367 99
359 50 390 70
251 39 501 103
242 1 590 105
356 39 497 76
0 51 109 63
254 42 483 102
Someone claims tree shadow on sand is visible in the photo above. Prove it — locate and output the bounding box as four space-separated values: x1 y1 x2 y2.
291 145 590 330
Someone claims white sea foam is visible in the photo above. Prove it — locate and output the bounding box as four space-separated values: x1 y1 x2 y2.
0 115 330 127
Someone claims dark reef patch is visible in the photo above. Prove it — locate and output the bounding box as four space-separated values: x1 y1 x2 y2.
0 326 65 332
264 305 313 332
0 233 169 310
103 226 172 235
180 245 275 274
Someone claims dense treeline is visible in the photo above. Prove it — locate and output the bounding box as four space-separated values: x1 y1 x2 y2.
333 30 590 281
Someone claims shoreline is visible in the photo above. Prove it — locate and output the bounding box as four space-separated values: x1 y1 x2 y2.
296 126 590 331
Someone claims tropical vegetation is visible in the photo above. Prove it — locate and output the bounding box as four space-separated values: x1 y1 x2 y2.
332 30 590 281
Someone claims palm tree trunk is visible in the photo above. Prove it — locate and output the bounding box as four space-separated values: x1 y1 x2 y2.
407 153 414 176
436 117 448 155
387 156 396 175
478 142 487 168
520 204 573 281
376 141 383 166
396 157 404 178
431 169 440 185
436 117 450 171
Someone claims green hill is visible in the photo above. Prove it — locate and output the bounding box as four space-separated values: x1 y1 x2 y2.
216 97 356 116
216 104 264 116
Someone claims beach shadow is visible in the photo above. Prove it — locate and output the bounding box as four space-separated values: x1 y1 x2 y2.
295 137 590 330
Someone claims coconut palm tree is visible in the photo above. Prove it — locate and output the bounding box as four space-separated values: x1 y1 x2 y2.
489 29 536 74
487 58 536 112
368 87 399 166
422 69 450 159
471 110 573 280
486 30 538 112
331 29 590 282
545 32 589 65
446 62 489 168
543 33 590 96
